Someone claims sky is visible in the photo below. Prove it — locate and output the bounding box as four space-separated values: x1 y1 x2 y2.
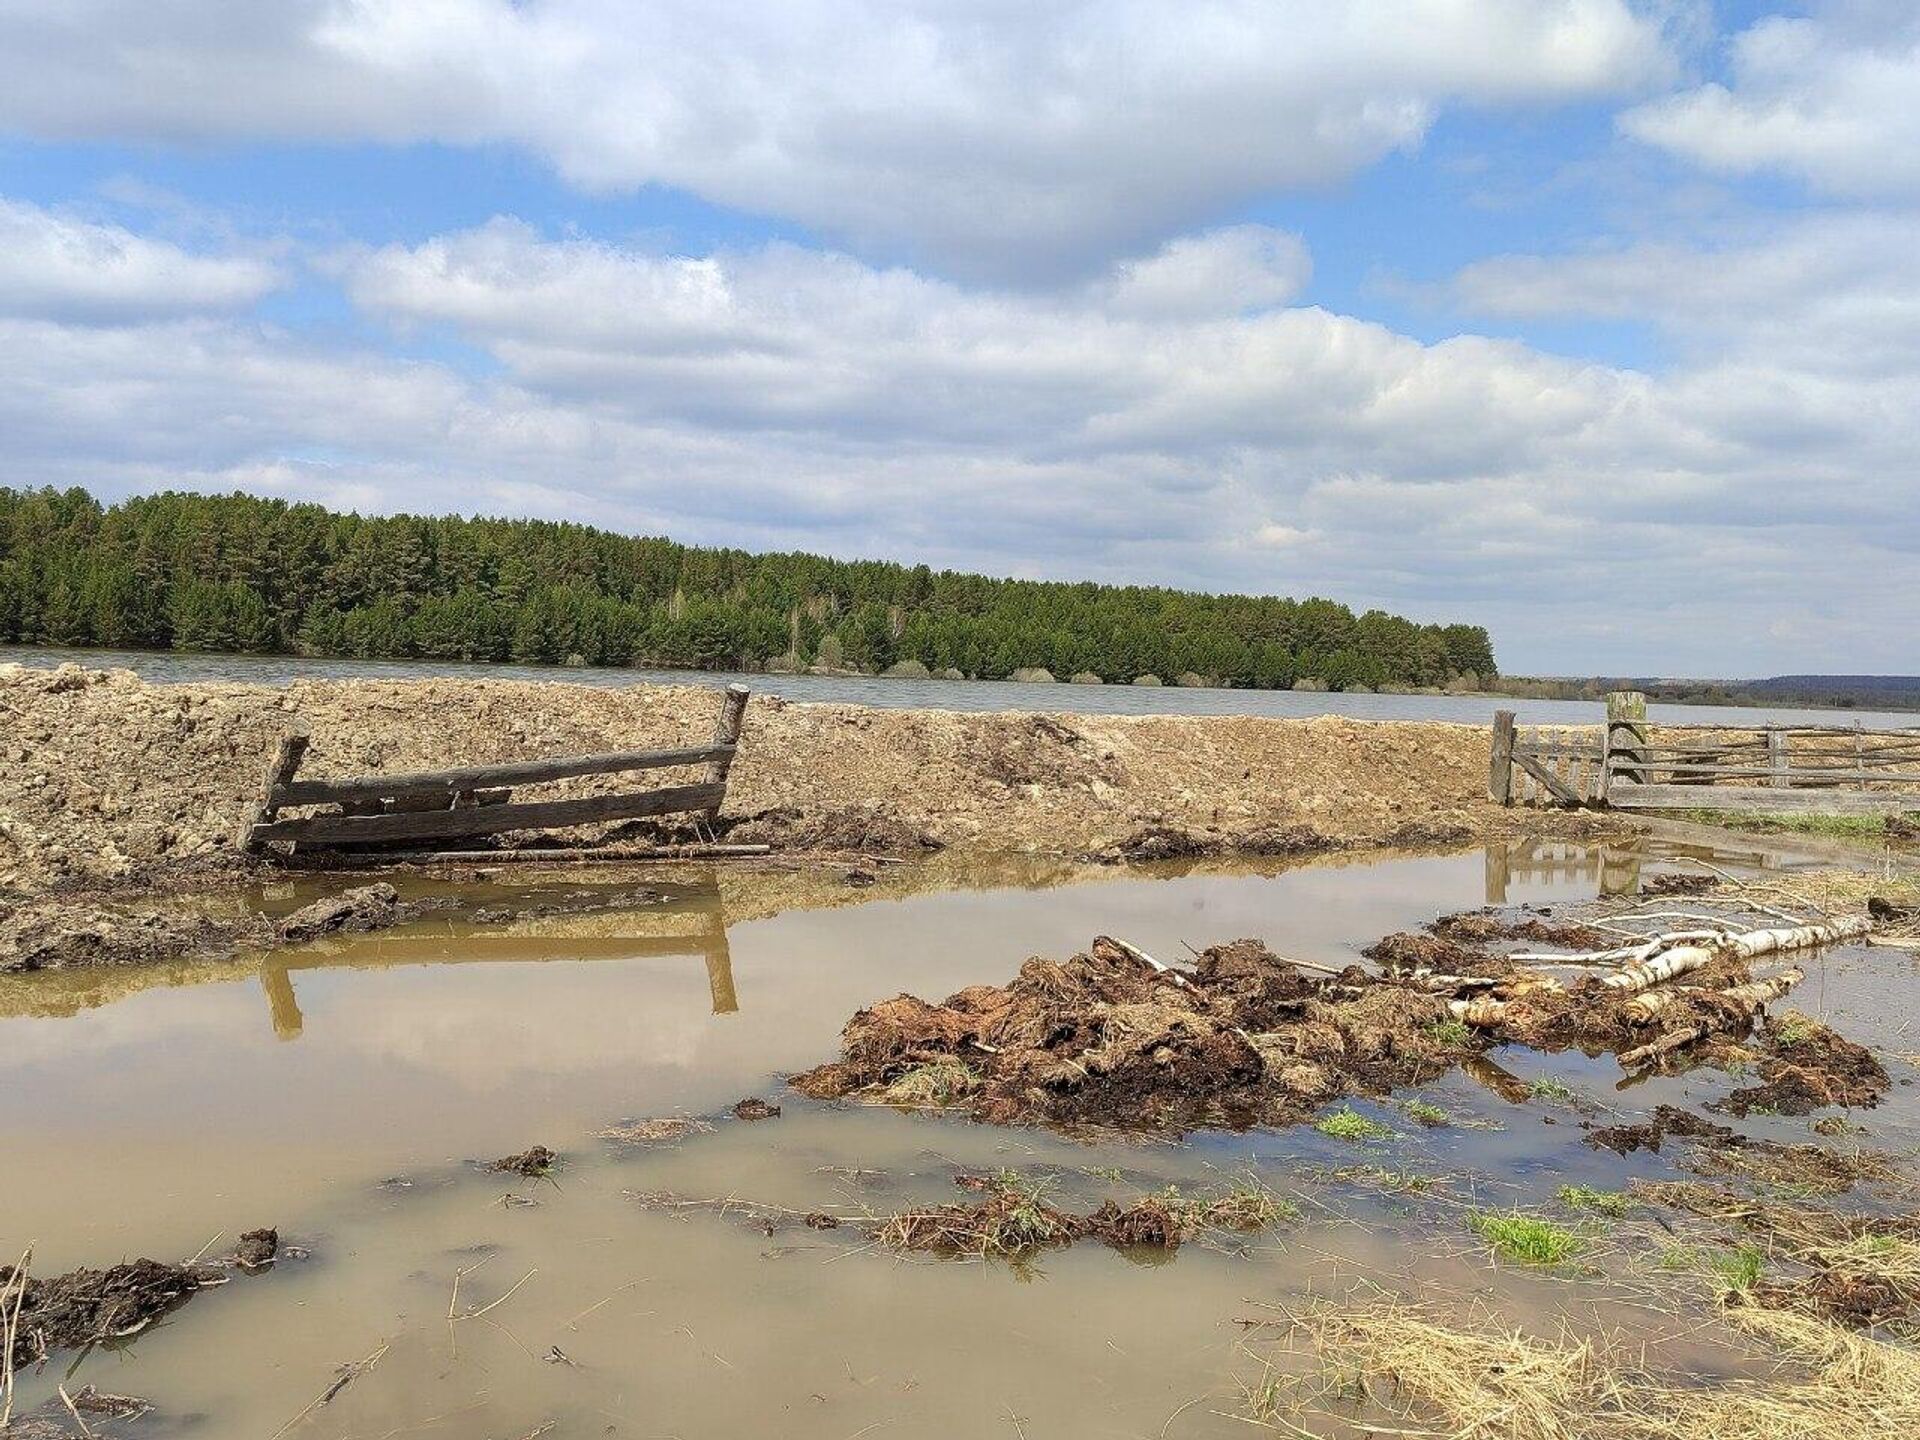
0 1 1915 678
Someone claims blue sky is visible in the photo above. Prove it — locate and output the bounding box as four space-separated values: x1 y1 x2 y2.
0 1 1915 676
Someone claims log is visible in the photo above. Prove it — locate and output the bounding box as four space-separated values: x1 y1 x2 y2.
1602 915 1871 995
1617 968 1806 1067
278 743 735 806
250 782 727 846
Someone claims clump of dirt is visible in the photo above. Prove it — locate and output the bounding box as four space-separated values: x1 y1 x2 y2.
233 1228 279 1270
1427 911 1612 950
1592 1108 1895 1193
490 1145 556 1177
732 1096 782 1121
726 806 943 855
789 934 1467 1133
1378 819 1474 848
1869 895 1917 924
1709 1010 1891 1117
1362 931 1492 974
1095 823 1337 864
871 1174 1286 1257
3 1258 227 1365
277 882 425 941
1643 872 1719 897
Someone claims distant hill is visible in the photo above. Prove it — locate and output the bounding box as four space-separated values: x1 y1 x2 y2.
1746 676 1920 702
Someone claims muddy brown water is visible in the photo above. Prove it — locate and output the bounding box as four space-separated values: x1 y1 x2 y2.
3 840 1915 1437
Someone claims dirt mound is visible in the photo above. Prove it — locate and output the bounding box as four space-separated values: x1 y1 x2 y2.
1427 911 1612 950
2 665 1544 905
790 934 1466 1133
0 899 264 973
1095 824 1338 864
3 1258 225 1365
731 1096 781 1121
1708 1010 1890 1116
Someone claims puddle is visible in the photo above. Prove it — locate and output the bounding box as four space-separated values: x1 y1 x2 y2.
2 838 1913 1437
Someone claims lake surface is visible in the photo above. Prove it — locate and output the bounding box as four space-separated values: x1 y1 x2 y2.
6 642 1918 730
3 836 1910 1437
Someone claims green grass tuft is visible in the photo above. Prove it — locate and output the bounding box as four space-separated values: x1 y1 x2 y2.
1468 1209 1585 1265
1402 1099 1452 1127
1425 1019 1473 1047
1711 1245 1766 1293
1557 1184 1631 1218
1526 1076 1575 1103
1315 1106 1394 1142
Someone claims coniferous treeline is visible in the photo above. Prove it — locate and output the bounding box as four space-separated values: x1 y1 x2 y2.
0 487 1497 691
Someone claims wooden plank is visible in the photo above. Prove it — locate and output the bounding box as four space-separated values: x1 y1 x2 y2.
237 731 310 853
1512 752 1582 806
1644 762 1920 783
1607 783 1920 816
279 743 734 806
1512 742 1604 759
1488 710 1516 804
252 781 728 846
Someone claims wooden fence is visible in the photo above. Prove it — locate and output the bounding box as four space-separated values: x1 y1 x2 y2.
240 683 750 853
1491 691 1920 816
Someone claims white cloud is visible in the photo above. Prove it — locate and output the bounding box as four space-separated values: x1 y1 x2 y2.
0 197 282 322
0 0 1672 276
1450 210 1920 376
1621 4 1920 195
4 211 1916 673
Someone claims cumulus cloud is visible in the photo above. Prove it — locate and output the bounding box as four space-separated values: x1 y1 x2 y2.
0 197 282 322
1621 3 1920 195
1450 210 1920 376
0 0 1672 276
4 209 1916 672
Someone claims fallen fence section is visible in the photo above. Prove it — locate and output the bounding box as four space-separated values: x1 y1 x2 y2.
242 683 750 853
1490 690 1920 816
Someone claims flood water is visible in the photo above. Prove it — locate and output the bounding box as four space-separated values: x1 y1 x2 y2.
8 642 1919 731
3 838 1914 1437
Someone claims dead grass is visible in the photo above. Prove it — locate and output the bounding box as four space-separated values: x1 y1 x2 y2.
1261 1297 1920 1440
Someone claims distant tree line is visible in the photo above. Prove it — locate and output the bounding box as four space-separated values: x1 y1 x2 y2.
0 487 1498 691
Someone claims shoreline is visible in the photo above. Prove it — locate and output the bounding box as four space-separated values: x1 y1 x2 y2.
0 660 1626 971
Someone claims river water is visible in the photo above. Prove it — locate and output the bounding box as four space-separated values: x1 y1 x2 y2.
6 643 1917 730
3 837 1911 1437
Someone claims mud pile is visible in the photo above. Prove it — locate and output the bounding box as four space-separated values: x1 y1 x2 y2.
2 1258 226 1365
790 935 1471 1131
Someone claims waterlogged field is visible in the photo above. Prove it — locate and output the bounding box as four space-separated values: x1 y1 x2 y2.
2 840 1916 1438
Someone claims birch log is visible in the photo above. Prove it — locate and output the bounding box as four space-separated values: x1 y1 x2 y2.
1600 915 1871 994
1616 968 1806 1066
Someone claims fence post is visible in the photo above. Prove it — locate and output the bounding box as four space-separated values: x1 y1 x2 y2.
1769 729 1789 789
703 683 751 819
1489 710 1516 804
237 729 310 854
1604 691 1647 797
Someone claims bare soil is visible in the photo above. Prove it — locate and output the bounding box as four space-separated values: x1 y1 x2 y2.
0 660 1601 907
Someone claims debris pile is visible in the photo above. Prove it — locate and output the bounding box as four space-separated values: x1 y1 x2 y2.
2 1258 226 1366
790 935 1469 1131
489 1145 557 1177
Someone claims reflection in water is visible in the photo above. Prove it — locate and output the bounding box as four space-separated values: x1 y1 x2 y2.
2 836 1907 1438
257 880 738 1039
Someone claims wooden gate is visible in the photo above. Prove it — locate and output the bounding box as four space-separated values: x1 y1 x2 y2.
1491 691 1920 816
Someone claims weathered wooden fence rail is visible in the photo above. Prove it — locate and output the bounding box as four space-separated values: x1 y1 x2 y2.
241 683 750 853
1491 690 1920 816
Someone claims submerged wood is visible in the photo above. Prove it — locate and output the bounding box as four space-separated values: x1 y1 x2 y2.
374 843 773 864
1617 968 1806 1066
